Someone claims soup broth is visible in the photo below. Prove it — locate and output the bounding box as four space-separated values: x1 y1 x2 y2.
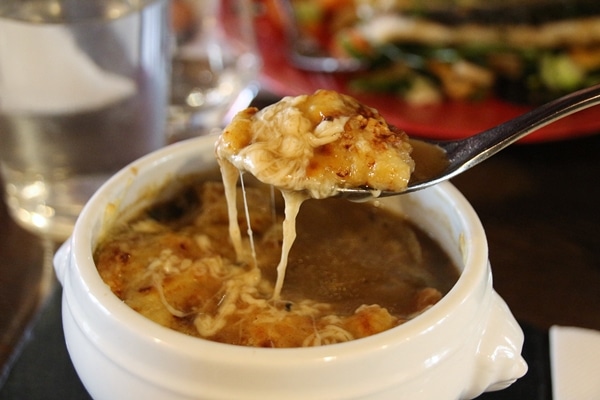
95 177 459 348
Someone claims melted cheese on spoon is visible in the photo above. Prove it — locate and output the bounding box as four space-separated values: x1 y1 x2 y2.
216 90 414 299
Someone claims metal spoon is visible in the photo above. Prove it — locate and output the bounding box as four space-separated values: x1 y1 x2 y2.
337 84 600 201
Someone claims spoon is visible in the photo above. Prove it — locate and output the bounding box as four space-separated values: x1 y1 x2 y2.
337 83 600 201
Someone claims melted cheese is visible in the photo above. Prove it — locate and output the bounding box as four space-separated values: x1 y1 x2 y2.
215 89 414 199
216 90 415 299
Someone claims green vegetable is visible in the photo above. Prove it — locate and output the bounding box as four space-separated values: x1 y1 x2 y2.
540 53 585 91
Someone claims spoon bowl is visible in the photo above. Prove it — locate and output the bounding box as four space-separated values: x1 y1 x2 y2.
338 84 600 201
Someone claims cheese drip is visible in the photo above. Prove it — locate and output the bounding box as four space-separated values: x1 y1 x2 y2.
216 89 414 298
219 157 308 299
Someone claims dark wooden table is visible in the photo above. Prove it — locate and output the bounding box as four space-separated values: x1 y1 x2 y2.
1 94 599 398
0 186 57 373
452 132 600 332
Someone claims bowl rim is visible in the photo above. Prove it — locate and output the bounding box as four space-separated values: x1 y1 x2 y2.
67 135 489 362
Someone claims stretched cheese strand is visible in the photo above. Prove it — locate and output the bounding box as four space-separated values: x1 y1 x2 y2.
272 190 308 300
219 154 307 300
218 158 245 262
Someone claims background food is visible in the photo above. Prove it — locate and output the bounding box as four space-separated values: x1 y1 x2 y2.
285 0 600 105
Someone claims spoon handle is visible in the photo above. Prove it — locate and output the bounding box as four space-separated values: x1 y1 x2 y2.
446 84 600 173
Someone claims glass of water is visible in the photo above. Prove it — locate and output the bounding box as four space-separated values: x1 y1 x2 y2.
0 0 170 241
168 0 262 142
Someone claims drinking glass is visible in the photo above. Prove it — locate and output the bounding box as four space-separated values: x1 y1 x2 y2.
0 0 170 241
168 0 261 142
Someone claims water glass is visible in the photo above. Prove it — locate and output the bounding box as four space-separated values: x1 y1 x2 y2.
0 0 170 241
168 0 261 142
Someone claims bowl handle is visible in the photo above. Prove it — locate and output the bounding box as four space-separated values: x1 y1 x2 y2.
53 238 72 286
466 291 528 398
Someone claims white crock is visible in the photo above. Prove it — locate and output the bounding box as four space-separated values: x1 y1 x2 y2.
54 135 527 400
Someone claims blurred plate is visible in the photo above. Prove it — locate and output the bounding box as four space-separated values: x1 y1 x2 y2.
255 9 600 143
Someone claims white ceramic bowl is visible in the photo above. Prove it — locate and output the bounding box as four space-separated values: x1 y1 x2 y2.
54 135 527 400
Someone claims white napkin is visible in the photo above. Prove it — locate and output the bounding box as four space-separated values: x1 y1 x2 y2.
0 19 135 114
550 325 600 400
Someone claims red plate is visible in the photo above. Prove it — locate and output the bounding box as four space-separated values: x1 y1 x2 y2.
255 11 600 143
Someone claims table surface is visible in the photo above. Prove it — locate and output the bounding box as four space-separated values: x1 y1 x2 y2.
1 92 599 399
